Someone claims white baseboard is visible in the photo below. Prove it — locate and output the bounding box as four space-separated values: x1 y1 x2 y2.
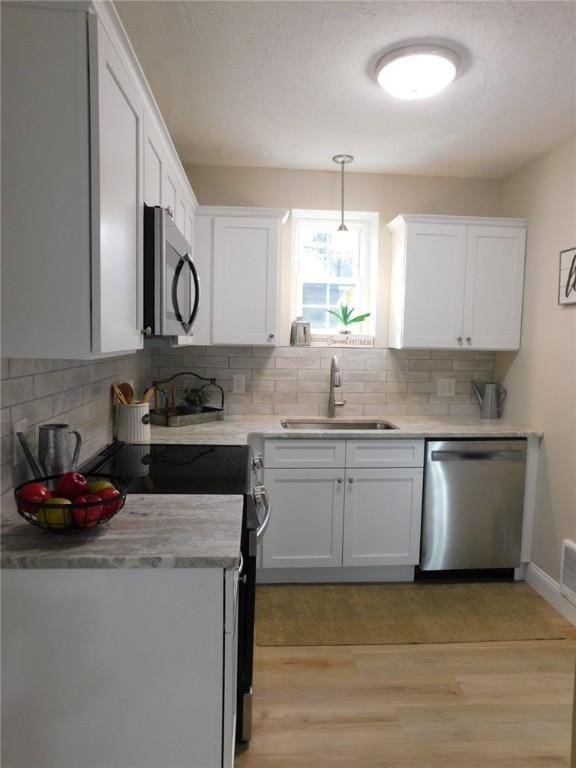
525 562 576 626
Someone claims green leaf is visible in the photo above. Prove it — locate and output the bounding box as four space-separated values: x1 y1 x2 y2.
347 312 371 324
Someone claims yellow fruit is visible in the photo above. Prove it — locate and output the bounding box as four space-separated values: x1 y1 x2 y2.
86 479 115 495
36 498 72 530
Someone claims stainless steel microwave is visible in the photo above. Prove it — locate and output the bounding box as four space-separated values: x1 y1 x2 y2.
143 205 199 338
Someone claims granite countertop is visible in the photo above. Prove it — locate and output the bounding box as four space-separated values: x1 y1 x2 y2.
148 415 542 445
1 494 243 570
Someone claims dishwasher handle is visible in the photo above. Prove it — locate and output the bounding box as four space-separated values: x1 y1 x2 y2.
431 449 525 462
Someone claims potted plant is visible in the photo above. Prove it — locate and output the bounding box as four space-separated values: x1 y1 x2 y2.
326 304 371 334
181 386 211 414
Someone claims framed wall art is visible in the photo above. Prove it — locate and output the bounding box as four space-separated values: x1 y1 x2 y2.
559 247 576 305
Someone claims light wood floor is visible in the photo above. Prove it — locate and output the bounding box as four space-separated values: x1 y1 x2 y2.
237 616 576 767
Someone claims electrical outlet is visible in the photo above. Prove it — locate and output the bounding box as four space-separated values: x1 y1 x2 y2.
232 374 246 395
12 419 28 466
436 378 456 397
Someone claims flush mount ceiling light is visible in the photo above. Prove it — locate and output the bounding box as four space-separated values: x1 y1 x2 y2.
376 45 459 100
332 154 354 231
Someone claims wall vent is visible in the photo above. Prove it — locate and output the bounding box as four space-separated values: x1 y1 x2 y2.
560 540 576 605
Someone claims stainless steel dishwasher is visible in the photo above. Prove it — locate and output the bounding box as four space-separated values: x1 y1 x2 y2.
420 440 526 571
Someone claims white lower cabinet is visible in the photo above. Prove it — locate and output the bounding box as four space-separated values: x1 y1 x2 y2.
2 568 238 768
262 469 344 568
260 439 425 577
342 468 423 566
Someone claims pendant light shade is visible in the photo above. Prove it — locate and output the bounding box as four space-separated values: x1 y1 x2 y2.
332 154 354 231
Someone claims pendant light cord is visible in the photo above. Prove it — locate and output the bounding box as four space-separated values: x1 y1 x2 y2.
340 161 345 230
332 154 354 232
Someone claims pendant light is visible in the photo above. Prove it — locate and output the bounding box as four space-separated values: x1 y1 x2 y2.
332 154 354 231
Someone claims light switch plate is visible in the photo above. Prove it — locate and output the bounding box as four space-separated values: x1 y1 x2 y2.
436 378 456 397
232 374 246 395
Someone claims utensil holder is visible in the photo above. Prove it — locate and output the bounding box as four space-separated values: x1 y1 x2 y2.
116 403 151 443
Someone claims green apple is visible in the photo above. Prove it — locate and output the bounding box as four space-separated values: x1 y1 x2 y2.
86 479 115 495
37 498 72 530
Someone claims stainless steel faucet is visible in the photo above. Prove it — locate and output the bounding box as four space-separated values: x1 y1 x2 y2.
328 356 346 417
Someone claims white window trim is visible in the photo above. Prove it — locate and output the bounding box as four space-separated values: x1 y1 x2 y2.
291 209 379 337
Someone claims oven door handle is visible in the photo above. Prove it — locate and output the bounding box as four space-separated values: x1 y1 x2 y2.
254 485 271 539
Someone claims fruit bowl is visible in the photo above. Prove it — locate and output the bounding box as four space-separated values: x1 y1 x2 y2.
14 474 128 533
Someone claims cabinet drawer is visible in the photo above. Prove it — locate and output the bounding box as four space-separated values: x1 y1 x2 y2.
264 439 345 469
346 440 424 468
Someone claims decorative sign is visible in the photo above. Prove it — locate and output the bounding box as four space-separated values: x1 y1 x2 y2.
311 333 374 348
559 247 576 305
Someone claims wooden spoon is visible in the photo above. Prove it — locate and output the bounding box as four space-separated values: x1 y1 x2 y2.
117 382 134 404
111 384 128 405
141 387 156 404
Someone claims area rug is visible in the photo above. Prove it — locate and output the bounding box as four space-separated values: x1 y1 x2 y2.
255 582 568 646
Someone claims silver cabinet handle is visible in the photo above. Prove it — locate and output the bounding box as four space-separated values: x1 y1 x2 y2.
348 477 355 484
456 336 463 345
466 336 472 344
267 333 275 341
336 478 343 484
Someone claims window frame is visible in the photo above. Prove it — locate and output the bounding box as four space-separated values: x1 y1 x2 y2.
291 209 379 336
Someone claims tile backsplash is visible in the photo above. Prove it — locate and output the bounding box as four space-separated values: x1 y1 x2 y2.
150 346 495 419
1 345 497 497
1 352 153 495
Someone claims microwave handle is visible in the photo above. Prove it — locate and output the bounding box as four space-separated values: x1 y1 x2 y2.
171 254 200 334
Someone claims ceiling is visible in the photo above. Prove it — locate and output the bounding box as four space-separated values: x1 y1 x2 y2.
115 0 576 178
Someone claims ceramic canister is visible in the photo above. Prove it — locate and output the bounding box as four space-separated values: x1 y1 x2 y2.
116 403 151 443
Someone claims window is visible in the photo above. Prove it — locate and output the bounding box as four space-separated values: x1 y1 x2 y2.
292 210 378 335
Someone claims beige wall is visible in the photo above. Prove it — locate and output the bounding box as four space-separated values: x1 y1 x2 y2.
497 137 576 581
187 165 502 345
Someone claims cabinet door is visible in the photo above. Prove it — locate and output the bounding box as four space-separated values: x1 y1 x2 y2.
342 468 423 566
463 226 526 350
163 164 178 220
403 222 467 348
94 20 143 353
143 116 164 207
261 469 345 568
176 195 187 234
212 217 279 345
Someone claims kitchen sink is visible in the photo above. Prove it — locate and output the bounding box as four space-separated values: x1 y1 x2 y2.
280 419 397 431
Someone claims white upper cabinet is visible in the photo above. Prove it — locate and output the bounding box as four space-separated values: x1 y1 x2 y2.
2 3 197 358
388 215 527 351
143 117 164 208
195 207 288 346
94 20 144 354
463 225 527 350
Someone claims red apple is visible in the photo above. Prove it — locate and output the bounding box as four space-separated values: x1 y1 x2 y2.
72 495 103 529
55 472 87 499
18 482 51 503
97 487 122 516
18 482 51 512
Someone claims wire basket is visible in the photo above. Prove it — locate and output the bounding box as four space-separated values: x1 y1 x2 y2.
14 474 128 533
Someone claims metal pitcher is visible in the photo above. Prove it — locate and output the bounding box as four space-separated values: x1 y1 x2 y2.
38 424 82 475
472 382 507 420
290 317 311 346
